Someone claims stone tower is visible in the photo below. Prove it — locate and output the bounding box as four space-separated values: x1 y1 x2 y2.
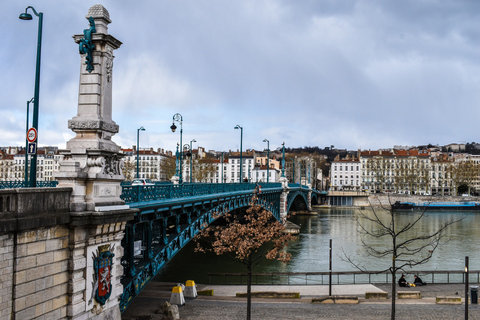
54 5 136 320
56 4 126 212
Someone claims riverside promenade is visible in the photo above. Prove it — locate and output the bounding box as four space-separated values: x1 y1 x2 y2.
122 282 480 319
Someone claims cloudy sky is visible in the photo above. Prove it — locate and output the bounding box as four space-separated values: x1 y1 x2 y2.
3 1 480 153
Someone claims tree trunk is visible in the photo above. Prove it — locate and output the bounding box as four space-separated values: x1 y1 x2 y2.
247 258 252 320
391 269 396 320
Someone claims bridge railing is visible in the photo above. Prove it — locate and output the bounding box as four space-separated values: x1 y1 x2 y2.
0 181 58 189
121 182 282 203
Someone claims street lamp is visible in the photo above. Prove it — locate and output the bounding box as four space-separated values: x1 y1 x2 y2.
20 6 43 187
171 113 183 183
24 97 34 185
136 126 145 178
234 125 243 183
263 139 269 183
189 139 196 183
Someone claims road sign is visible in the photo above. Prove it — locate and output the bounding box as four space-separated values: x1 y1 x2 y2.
27 127 37 143
28 142 37 155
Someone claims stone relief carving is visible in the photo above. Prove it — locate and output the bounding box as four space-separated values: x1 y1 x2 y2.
105 46 114 87
68 119 119 134
86 155 124 177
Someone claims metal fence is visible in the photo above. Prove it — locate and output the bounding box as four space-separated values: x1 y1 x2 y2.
208 270 480 285
0 181 58 189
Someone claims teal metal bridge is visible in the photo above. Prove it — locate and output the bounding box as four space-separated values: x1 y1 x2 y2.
118 182 320 312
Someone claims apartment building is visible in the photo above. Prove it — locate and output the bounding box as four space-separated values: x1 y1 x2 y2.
330 155 361 191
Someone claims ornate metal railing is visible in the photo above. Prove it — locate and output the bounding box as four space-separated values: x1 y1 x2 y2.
0 180 58 189
121 182 282 204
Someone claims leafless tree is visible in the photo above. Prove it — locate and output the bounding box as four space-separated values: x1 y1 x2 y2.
343 198 463 320
195 194 295 320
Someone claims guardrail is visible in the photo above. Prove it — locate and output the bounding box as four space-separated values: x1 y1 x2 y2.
208 270 480 285
120 182 282 203
0 181 58 189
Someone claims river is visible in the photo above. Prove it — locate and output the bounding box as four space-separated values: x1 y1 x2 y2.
155 207 479 284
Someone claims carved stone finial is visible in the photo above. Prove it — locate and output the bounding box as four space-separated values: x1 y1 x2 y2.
87 4 111 23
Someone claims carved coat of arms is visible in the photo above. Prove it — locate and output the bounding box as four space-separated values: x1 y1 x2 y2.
91 244 115 305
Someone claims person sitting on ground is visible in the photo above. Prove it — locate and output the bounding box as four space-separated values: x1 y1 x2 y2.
398 274 409 287
413 275 426 286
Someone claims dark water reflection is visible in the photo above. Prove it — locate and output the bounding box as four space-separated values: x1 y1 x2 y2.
156 208 479 284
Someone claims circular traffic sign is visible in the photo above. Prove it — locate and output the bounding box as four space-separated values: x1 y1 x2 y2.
27 127 37 143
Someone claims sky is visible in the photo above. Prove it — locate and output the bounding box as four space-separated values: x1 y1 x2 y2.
3 1 480 154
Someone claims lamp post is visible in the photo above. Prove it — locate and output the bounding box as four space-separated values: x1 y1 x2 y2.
281 142 286 178
136 126 145 178
171 113 183 183
466 256 469 320
189 139 196 183
263 139 269 183
24 97 34 185
20 6 43 187
234 125 243 183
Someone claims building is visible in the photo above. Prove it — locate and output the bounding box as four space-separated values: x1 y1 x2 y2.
330 155 361 191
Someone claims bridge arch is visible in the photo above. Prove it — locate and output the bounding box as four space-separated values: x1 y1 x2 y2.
119 187 281 312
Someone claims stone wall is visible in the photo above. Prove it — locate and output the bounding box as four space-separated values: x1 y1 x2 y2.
0 188 71 320
13 225 70 319
368 193 480 207
0 187 136 320
0 234 13 320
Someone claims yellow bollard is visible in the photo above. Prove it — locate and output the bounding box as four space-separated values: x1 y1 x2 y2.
170 285 185 306
185 280 198 299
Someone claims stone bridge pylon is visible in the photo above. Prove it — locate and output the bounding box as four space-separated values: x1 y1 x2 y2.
0 5 135 320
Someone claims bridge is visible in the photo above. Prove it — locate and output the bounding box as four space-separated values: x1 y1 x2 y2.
0 5 321 320
118 182 319 311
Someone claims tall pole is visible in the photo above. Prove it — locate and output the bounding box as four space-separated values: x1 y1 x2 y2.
190 139 196 183
20 7 43 187
466 256 469 320
136 126 145 178
281 142 286 178
292 158 295 183
25 98 34 185
263 139 269 183
329 239 332 296
171 113 183 183
234 125 243 183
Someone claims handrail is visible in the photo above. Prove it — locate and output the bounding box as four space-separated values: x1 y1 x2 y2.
208 270 480 285
0 180 58 189
121 182 282 204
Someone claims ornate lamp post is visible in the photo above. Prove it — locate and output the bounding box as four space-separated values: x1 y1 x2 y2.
171 113 183 183
189 139 196 183
281 142 286 178
136 126 145 178
234 125 243 183
24 97 34 185
263 138 269 183
20 6 43 187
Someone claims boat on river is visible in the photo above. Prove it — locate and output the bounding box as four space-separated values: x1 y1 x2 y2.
392 201 480 211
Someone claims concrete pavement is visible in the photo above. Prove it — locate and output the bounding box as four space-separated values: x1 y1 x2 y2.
121 281 480 319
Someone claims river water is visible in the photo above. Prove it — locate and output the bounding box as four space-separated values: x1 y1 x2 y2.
156 207 479 284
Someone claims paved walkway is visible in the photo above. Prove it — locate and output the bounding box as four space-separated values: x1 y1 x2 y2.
122 282 480 320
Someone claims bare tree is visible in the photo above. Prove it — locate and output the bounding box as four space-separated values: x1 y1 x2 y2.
195 194 295 320
343 199 463 320
122 160 136 181
160 156 176 181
